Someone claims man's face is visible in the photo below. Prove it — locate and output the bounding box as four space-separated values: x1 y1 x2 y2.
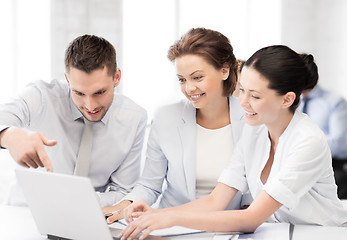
65 67 120 122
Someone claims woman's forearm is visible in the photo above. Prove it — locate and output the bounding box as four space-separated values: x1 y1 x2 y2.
159 183 237 213
167 191 283 233
169 209 257 233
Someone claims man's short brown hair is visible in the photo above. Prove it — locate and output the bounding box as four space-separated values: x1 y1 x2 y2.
65 34 117 77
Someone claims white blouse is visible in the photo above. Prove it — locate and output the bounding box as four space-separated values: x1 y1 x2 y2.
219 111 347 226
196 124 233 199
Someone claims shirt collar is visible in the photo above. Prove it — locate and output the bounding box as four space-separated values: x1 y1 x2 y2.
100 103 111 125
300 85 322 103
307 85 322 99
278 111 301 142
69 92 83 121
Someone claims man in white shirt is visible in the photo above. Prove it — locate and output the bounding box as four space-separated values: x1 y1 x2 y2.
0 34 147 207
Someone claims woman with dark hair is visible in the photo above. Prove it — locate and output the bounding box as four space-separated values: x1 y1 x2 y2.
104 27 246 222
119 45 347 240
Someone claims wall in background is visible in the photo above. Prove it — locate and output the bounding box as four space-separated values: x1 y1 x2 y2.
281 0 347 99
122 0 283 118
50 0 123 88
0 0 50 103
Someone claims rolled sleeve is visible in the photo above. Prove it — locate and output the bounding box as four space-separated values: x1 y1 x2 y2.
218 168 248 193
263 178 299 210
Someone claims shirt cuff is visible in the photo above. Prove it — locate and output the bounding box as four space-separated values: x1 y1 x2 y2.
263 178 299 210
218 168 248 193
0 126 10 149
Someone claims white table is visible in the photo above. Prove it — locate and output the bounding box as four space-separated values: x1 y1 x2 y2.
1 205 346 240
0 205 45 240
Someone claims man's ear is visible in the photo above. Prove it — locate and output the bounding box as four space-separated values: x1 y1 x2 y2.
113 68 121 87
283 92 296 108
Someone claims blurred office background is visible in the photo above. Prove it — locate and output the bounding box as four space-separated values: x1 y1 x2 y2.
1 0 347 203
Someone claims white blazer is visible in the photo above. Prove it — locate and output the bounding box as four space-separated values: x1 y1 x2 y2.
126 96 245 209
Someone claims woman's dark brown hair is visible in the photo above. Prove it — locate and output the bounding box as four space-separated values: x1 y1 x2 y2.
245 45 318 112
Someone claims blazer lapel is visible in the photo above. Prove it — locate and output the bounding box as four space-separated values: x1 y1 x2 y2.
178 101 197 200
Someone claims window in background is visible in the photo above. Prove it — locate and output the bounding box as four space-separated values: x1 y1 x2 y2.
122 0 281 119
122 0 179 119
0 0 51 103
0 0 15 103
177 0 282 62
0 0 50 204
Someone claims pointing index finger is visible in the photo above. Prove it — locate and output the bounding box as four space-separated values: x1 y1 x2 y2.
36 145 53 172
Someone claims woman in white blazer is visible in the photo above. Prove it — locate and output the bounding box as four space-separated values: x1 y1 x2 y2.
125 96 244 208
119 45 347 240
104 28 245 222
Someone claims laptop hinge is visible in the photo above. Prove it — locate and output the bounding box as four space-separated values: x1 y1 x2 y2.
47 234 72 240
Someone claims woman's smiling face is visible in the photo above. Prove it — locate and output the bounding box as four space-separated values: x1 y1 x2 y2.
238 66 286 127
175 54 229 110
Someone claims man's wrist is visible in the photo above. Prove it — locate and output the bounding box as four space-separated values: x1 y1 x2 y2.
119 199 133 207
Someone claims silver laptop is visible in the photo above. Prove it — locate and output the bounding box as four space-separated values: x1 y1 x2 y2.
15 168 133 240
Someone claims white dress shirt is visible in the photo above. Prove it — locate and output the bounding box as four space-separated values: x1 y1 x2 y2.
219 111 347 226
0 79 147 207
